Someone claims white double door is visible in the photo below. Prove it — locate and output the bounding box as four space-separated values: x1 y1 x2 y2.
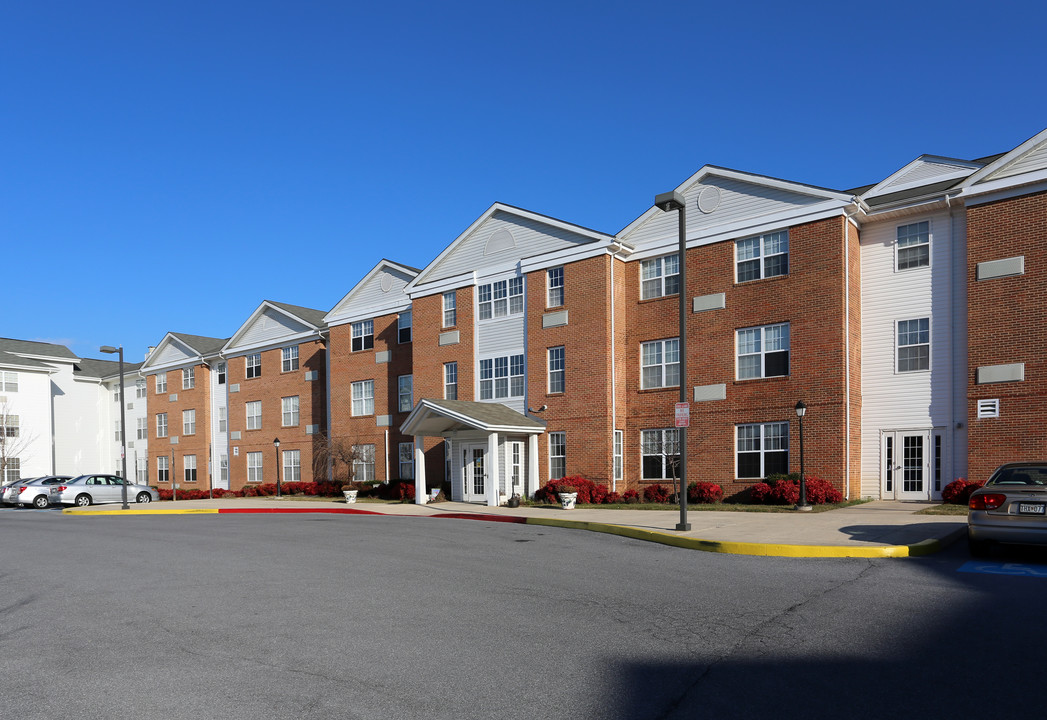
462 444 487 503
882 430 931 500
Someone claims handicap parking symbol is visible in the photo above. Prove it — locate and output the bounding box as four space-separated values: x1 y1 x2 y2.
959 561 1047 578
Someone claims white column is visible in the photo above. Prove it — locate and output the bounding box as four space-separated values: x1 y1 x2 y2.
528 434 540 498
486 432 499 507
414 436 427 505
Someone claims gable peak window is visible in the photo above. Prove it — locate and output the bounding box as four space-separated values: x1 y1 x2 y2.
736 230 788 282
640 254 680 300
896 221 930 271
351 319 374 352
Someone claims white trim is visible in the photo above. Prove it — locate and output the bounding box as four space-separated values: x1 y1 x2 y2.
325 259 419 325
223 300 326 355
962 173 1047 205
960 128 1047 188
862 156 981 199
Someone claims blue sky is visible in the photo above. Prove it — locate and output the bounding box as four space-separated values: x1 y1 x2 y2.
4 0 1046 363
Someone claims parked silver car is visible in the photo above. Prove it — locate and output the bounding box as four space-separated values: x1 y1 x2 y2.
15 476 72 508
53 475 158 507
2 477 38 505
968 462 1047 556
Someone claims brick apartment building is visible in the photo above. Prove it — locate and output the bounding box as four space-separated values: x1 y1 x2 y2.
10 128 1045 506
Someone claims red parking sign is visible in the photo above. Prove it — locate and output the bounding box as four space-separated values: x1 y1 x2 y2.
675 402 690 428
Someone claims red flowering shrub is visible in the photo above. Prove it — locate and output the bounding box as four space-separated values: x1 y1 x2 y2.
748 482 772 504
622 489 640 504
688 482 723 504
535 476 608 504
642 483 670 504
803 477 843 504
749 475 842 505
942 478 983 504
604 491 623 504
768 481 800 505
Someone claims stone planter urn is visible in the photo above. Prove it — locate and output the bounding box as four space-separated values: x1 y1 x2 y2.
343 489 359 504
558 492 577 510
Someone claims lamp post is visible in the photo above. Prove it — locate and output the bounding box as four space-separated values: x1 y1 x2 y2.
273 437 282 497
795 400 811 511
654 189 691 532
100 345 130 510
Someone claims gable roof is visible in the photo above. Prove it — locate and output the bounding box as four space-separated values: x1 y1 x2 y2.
0 349 56 372
960 128 1047 194
140 332 228 373
400 399 546 437
860 155 982 207
74 358 144 380
325 259 420 326
0 337 79 361
224 300 328 355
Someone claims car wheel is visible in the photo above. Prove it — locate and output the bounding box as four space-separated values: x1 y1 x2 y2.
136 492 152 504
74 494 92 507
33 495 49 509
968 536 991 557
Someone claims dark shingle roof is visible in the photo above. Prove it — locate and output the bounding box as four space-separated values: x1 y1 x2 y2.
74 358 144 380
267 301 329 328
0 337 78 360
0 350 53 370
863 178 965 207
169 333 228 356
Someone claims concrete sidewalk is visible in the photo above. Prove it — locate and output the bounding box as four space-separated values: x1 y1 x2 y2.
63 497 968 558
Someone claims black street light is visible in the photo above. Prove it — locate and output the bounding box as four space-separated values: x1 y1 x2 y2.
273 437 282 497
795 400 811 511
654 189 691 532
100 345 130 510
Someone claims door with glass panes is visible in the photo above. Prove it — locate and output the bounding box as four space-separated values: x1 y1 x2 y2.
882 430 931 500
462 444 487 503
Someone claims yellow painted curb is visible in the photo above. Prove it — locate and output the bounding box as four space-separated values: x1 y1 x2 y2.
524 517 918 558
62 507 220 516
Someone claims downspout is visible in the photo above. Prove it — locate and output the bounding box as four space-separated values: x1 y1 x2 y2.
843 199 864 500
384 428 390 483
945 191 960 489
609 246 617 493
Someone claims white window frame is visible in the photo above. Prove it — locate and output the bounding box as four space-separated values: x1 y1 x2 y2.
115 420 121 442
398 442 414 479
0 371 17 392
398 375 413 413
510 441 523 493
246 354 261 379
219 454 229 482
547 266 564 308
246 401 262 430
640 254 680 300
156 413 168 438
182 367 195 390
218 406 227 432
2 414 19 438
282 345 299 372
157 456 169 484
896 221 930 271
896 318 930 373
735 230 789 282
135 378 146 398
443 291 457 327
184 454 197 483
283 449 301 482
641 338 680 389
351 320 374 352
353 444 376 483
548 346 565 394
478 277 524 320
351 380 374 416
642 428 679 481
183 409 196 435
736 422 789 479
247 452 263 483
548 431 566 481
613 429 624 482
479 354 525 400
216 362 227 385
398 311 412 344
736 323 790 380
136 417 148 440
282 396 300 427
155 374 167 394
444 362 458 400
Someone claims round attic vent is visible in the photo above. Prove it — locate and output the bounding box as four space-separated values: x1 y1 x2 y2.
381 274 394 293
697 185 721 214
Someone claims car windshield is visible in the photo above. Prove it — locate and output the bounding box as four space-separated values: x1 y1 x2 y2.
988 467 1047 486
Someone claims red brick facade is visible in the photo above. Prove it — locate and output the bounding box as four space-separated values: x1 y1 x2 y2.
149 365 212 489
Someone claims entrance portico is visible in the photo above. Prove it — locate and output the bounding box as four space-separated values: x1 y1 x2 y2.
400 399 546 506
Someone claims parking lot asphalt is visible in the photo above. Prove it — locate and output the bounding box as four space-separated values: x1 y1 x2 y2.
60 497 967 558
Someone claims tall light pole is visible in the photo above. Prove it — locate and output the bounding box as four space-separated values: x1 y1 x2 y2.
273 437 282 497
795 400 811 511
100 345 130 510
654 190 691 532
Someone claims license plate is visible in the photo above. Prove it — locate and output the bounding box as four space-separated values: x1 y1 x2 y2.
1017 502 1046 515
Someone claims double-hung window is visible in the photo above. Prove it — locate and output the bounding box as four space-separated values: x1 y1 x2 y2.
282 346 299 372
548 346 565 394
156 413 168 438
351 380 374 416
443 292 457 327
184 455 197 483
736 230 789 282
737 323 790 379
283 449 301 482
478 277 524 319
641 339 680 389
549 432 566 480
642 429 679 480
896 221 929 271
135 378 146 398
0 371 17 392
737 422 789 478
351 320 374 352
247 452 263 483
353 444 376 483
398 375 413 413
246 401 262 430
547 267 564 307
155 374 167 394
183 409 196 435
444 362 458 400
157 456 169 484
218 406 227 432
479 354 525 400
282 396 299 427
897 318 930 372
115 420 121 442
398 442 414 479
182 367 195 389
398 311 412 343
640 254 680 299
613 430 624 482
136 417 148 440
246 354 261 379
2 415 19 438
216 362 226 384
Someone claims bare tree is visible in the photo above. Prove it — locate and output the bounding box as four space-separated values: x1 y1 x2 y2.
312 432 369 488
0 399 36 483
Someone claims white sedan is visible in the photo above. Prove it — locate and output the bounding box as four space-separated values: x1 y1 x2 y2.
53 475 158 507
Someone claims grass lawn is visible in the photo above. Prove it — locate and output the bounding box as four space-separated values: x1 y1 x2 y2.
915 503 969 516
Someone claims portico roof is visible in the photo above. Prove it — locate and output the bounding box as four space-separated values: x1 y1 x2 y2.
400 399 546 437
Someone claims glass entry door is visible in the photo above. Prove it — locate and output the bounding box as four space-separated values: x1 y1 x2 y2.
882 430 931 500
462 444 486 503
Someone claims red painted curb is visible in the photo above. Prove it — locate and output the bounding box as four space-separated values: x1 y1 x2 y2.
217 507 385 516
